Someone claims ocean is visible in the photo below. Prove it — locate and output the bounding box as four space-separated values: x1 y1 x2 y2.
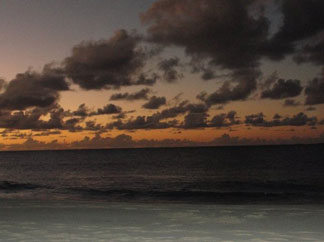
1 144 324 241
1 144 324 203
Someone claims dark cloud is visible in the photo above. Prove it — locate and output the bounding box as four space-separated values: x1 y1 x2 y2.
179 110 240 129
152 102 208 121
142 0 271 104
142 0 269 70
158 57 182 83
306 106 316 112
265 0 324 60
142 96 166 109
141 0 324 106
283 99 300 107
68 103 122 117
181 112 208 129
245 112 317 127
0 106 66 130
107 103 243 130
245 113 265 126
1 0 323 140
95 104 122 115
64 29 149 90
112 110 135 120
179 105 209 129
70 134 136 149
210 111 240 127
259 71 279 90
70 133 204 149
84 121 105 131
179 104 236 129
168 92 183 106
0 104 112 132
0 65 69 110
134 73 158 86
4 132 324 150
294 38 324 65
6 137 62 150
110 88 151 101
64 118 83 132
148 101 189 120
72 103 89 117
261 79 303 99
185 103 209 114
68 131 324 148
107 101 209 130
201 69 215 81
33 130 61 137
189 60 223 81
207 132 324 146
0 129 12 138
304 76 324 105
3 131 31 140
107 116 175 130
197 69 261 105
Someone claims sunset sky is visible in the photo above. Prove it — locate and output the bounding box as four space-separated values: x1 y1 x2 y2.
0 0 323 150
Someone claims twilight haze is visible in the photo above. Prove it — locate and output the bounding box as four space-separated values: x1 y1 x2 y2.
0 0 323 150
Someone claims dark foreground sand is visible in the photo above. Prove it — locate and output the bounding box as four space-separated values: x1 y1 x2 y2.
0 200 324 241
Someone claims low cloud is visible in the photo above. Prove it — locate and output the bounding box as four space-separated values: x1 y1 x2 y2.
3 132 324 151
142 0 269 104
264 0 324 61
261 79 303 99
142 96 166 109
33 130 61 137
110 88 151 101
64 29 149 90
181 110 240 129
142 0 324 105
197 69 261 106
107 101 209 130
158 57 182 83
0 65 68 111
72 103 89 117
181 112 208 129
294 39 324 66
306 106 316 112
142 0 270 70
245 112 317 127
107 104 243 130
95 104 122 115
210 111 240 127
304 76 324 105
155 102 208 121
107 116 175 130
0 106 66 130
283 99 301 107
7 137 62 151
69 103 123 117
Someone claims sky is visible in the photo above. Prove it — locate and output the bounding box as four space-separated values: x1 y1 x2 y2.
0 0 323 150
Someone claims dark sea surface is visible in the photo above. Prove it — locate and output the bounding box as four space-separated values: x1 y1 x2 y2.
1 145 324 241
1 144 324 203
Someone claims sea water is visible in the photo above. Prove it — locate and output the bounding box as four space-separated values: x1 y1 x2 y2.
1 145 324 241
